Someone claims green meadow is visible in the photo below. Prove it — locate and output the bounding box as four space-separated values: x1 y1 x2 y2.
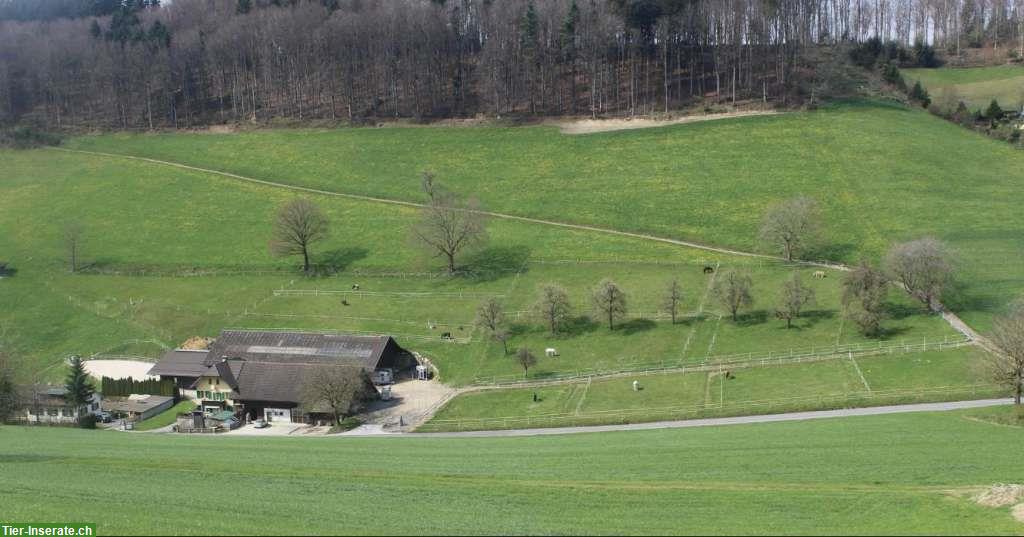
2 409 1023 535
903 65 1024 110
64 100 1024 332
0 148 965 398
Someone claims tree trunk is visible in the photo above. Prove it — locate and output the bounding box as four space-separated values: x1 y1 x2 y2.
302 246 310 274
608 310 614 330
447 252 456 274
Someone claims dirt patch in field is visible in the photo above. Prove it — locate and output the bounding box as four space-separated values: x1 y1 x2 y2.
555 110 781 135
975 484 1024 507
1012 504 1024 523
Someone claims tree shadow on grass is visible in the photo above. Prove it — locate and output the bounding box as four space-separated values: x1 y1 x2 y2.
733 310 769 327
458 245 531 282
312 247 369 276
617 318 656 335
808 242 858 262
561 315 600 337
874 325 913 341
797 309 835 328
885 301 928 320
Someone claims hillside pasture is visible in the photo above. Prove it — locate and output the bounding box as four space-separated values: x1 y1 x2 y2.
64 100 1024 331
0 149 959 389
903 65 1024 110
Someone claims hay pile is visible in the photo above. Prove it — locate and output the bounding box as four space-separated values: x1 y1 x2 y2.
179 336 213 350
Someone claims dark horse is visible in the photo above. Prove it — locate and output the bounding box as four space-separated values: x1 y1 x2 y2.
703 265 715 274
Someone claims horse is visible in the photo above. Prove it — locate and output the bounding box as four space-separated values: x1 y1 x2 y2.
812 270 827 279
703 265 715 274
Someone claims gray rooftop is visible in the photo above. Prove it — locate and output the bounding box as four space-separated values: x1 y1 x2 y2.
207 330 393 370
147 349 211 378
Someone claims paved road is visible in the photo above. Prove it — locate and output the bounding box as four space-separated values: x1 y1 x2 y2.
406 398 1014 438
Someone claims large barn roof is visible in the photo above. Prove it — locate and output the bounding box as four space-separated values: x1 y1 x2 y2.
207 330 394 370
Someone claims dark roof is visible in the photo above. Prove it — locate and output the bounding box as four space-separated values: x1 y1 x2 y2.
232 362 311 403
207 330 395 370
148 350 211 378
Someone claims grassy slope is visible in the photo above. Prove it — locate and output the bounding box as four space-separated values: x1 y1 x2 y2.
2 411 1023 535
903 65 1024 110
65 101 1024 331
0 149 957 389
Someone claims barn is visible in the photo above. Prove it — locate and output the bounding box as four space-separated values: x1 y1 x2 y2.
148 330 415 423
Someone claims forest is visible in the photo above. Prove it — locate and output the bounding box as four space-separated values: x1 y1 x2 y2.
1 0 1023 128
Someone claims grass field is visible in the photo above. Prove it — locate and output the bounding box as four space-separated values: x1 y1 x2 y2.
903 65 1024 110
2 409 1023 535
0 148 961 391
62 100 1024 332
422 347 1004 431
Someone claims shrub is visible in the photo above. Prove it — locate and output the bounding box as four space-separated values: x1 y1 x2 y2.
985 99 1003 120
78 414 97 429
908 81 930 108
0 126 62 149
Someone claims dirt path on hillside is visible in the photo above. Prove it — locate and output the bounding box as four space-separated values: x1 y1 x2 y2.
47 147 993 361
554 110 781 135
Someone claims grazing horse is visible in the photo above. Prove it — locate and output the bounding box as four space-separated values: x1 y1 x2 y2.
812 270 827 279
703 265 715 274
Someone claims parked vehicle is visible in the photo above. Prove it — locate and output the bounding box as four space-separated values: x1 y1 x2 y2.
95 411 112 423
253 419 268 429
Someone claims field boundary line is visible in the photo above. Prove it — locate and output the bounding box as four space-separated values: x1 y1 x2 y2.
48 147 990 350
574 377 592 416
849 353 872 393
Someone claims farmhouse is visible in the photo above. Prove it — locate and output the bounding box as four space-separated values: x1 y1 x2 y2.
148 329 414 423
12 385 101 425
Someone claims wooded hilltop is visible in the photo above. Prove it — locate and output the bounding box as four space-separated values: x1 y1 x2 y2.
1 0 1022 129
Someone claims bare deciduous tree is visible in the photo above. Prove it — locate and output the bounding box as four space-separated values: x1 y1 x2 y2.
776 273 816 328
758 196 823 261
591 278 627 330
884 237 955 311
269 198 330 274
841 260 890 337
64 221 84 273
713 270 753 322
475 297 509 354
412 172 488 274
515 347 537 377
661 278 683 324
300 365 371 426
986 304 1024 405
534 283 572 335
